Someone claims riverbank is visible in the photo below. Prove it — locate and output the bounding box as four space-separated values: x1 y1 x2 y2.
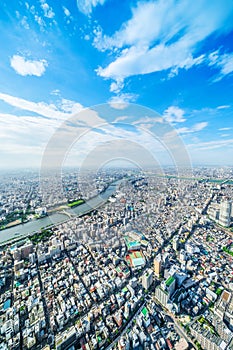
0 201 85 231
4 219 22 229
0 179 123 245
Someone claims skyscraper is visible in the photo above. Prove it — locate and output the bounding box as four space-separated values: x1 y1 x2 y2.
219 200 232 227
154 255 162 278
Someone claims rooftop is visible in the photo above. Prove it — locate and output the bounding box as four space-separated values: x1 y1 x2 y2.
166 276 175 287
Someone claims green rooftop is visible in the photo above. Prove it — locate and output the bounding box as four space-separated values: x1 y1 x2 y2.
141 307 148 317
165 276 175 287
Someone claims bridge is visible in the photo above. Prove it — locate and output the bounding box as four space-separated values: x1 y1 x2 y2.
221 178 233 185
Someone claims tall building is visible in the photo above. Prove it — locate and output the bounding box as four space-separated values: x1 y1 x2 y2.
154 255 162 278
208 199 232 227
142 269 153 289
164 276 176 297
219 200 232 227
155 286 169 307
208 202 220 221
179 249 187 263
155 275 176 308
173 237 179 251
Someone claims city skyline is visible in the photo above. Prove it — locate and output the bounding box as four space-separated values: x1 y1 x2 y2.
1 168 233 350
0 0 233 168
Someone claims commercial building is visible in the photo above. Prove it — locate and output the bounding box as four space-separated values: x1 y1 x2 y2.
154 256 162 278
142 269 153 289
155 286 169 307
219 200 232 227
208 199 232 227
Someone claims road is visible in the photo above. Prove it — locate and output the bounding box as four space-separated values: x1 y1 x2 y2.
105 302 146 350
152 296 197 350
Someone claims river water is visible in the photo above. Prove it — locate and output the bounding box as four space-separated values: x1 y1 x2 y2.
0 182 120 243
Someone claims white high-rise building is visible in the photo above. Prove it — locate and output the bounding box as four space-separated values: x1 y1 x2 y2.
219 200 232 227
173 237 179 251
142 269 153 289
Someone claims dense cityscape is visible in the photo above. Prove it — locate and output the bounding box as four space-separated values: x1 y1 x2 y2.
0 167 233 350
1 1 233 350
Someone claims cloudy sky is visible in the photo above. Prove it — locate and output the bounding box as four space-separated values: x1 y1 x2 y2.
0 0 233 169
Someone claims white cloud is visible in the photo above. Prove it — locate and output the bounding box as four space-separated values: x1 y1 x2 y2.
67 120 168 166
10 55 48 77
34 15 46 29
21 16 30 29
163 106 186 123
59 99 83 114
110 79 124 94
108 93 138 109
192 122 208 132
217 105 230 109
219 53 233 75
97 45 204 81
77 0 106 15
176 122 208 134
219 127 232 131
15 10 30 29
188 138 233 151
0 94 85 167
113 116 128 123
0 112 58 138
208 50 233 81
63 6 71 17
0 112 60 169
133 116 164 126
0 92 82 120
0 116 53 168
29 5 36 15
94 0 233 89
40 0 55 18
50 89 60 96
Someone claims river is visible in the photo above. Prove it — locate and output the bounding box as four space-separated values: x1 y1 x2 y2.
0 181 121 243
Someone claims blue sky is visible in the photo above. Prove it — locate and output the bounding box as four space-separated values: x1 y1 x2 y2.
0 0 233 169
